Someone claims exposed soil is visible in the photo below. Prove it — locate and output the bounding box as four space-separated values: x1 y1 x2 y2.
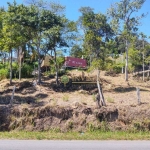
0 70 150 132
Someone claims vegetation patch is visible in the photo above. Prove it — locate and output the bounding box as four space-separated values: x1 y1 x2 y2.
0 131 150 140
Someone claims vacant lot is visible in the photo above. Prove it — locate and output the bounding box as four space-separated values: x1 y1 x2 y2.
0 70 150 132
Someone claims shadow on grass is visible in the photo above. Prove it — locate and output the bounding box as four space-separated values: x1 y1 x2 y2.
0 93 48 106
0 81 37 95
48 80 98 94
114 86 149 93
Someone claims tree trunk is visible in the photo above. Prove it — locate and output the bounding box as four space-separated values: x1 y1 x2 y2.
148 62 150 77
37 46 41 84
142 40 145 81
125 39 128 81
10 50 13 85
19 56 22 81
121 53 124 74
143 52 145 81
18 46 23 81
54 48 59 85
3 53 6 65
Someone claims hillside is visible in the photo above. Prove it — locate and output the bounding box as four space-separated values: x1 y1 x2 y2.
0 70 150 132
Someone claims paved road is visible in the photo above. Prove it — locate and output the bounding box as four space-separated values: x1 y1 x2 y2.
0 140 150 150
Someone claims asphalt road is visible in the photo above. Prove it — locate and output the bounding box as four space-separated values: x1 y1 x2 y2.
0 140 150 150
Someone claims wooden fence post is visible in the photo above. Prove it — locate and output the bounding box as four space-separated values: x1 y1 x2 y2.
136 87 141 105
10 86 16 106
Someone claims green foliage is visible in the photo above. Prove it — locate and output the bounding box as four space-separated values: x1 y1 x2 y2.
79 7 113 72
112 63 123 74
0 130 150 140
128 64 135 73
107 97 115 103
107 0 146 81
100 121 110 132
107 0 146 35
0 68 9 80
128 47 142 69
61 75 69 86
21 64 33 78
11 62 18 79
88 59 105 72
62 94 69 101
70 45 83 58
0 63 5 69
86 123 100 132
56 56 65 69
92 94 96 101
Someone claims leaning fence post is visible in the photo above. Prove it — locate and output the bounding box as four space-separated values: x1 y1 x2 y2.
136 87 141 105
10 86 16 106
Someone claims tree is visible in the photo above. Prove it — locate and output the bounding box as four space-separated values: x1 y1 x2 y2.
10 2 63 84
107 0 146 81
79 7 114 107
44 19 76 84
128 37 142 72
0 2 34 83
70 44 83 58
0 2 27 84
139 33 147 81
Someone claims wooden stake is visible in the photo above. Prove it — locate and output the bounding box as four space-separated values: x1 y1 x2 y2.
10 86 16 106
136 87 141 105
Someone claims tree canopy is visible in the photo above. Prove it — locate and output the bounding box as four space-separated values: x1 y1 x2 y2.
0 0 149 84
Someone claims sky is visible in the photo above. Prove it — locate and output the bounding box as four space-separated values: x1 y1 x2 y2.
0 0 150 39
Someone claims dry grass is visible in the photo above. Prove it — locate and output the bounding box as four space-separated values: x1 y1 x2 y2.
0 70 150 108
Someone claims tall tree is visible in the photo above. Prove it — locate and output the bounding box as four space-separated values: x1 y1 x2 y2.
70 44 83 58
44 19 76 84
79 7 114 107
107 0 146 81
10 2 63 83
0 2 28 84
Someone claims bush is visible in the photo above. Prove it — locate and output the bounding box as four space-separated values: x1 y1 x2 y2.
0 62 9 69
0 63 4 69
12 62 19 78
21 64 33 78
112 63 123 74
0 68 9 80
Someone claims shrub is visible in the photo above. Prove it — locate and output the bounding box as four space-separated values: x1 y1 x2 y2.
107 97 115 103
112 63 123 74
0 68 9 80
21 64 33 78
12 62 19 78
0 63 4 69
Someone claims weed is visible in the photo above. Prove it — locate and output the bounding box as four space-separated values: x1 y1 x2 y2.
92 94 96 101
50 98 57 106
66 121 74 130
107 97 114 103
100 121 110 132
50 127 61 133
86 122 100 132
63 94 69 102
